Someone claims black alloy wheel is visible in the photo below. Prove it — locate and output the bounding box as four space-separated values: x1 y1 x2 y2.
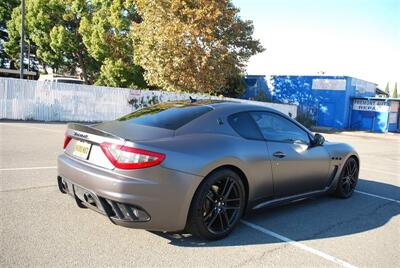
336 157 359 198
188 169 245 240
202 177 243 234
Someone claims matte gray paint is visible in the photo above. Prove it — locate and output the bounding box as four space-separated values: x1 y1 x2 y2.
58 154 203 231
57 101 359 232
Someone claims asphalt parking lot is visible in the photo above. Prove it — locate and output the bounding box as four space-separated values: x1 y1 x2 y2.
1 122 399 267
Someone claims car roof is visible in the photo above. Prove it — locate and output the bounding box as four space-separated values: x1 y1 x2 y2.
194 99 279 113
147 99 286 121
172 99 276 112
187 99 314 137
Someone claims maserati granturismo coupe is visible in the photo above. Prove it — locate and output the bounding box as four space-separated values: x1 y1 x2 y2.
57 100 359 240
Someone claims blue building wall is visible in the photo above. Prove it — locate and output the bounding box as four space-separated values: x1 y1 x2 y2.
388 100 400 132
350 109 389 132
241 75 400 132
243 75 271 100
242 75 377 130
350 98 400 132
271 75 377 129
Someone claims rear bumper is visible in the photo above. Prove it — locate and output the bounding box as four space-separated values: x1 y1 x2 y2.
57 154 203 232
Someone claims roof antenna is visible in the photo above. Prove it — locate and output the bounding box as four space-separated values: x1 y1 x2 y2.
189 96 197 103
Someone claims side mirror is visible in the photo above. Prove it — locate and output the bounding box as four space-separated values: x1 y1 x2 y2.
312 133 325 146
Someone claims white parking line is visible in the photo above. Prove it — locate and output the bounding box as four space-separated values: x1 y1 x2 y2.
0 166 57 171
0 123 64 133
241 220 357 268
361 167 400 177
355 190 400 204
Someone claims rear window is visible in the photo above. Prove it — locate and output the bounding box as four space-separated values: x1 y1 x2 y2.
118 102 213 130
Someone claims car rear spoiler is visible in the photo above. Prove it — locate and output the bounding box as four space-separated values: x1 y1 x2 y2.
67 123 124 141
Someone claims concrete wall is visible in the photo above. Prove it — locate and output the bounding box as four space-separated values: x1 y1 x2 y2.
0 78 297 122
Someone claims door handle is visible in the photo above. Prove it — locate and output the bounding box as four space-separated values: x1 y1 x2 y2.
273 151 286 158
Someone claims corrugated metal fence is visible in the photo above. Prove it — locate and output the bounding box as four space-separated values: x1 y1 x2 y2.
0 78 297 122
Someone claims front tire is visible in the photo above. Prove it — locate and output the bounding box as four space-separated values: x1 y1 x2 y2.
187 169 246 240
335 157 359 198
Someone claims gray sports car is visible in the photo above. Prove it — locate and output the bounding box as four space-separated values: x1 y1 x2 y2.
57 100 359 240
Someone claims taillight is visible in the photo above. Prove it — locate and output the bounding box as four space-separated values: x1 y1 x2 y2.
63 135 72 149
100 142 165 169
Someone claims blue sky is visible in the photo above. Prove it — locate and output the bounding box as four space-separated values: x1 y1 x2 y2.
233 0 399 89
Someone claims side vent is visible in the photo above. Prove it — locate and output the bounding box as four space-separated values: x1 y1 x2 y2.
328 165 339 186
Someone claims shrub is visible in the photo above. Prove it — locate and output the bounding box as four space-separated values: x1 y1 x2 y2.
295 113 316 129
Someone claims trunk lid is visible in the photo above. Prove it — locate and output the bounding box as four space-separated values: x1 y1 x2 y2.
92 121 174 141
64 123 125 169
64 122 173 169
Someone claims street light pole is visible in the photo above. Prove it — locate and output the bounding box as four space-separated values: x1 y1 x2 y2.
27 40 30 73
19 0 25 79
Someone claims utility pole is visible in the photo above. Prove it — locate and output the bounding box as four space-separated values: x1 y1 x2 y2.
19 0 25 79
27 40 30 72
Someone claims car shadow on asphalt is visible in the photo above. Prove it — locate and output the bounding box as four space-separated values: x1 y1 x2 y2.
152 179 400 247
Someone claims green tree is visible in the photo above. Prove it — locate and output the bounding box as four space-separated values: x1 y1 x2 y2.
5 0 99 83
214 74 246 98
392 82 398 98
384 82 390 95
79 0 146 88
0 0 19 68
5 0 146 87
95 58 146 88
4 3 41 72
133 0 264 93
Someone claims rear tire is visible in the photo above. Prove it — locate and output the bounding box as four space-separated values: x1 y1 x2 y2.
187 169 245 240
335 157 359 198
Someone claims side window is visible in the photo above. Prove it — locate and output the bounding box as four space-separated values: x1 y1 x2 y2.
228 112 263 140
250 112 310 144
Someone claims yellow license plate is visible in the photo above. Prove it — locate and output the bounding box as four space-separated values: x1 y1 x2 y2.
73 140 91 159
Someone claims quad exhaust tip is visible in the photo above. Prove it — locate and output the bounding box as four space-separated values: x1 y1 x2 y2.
57 176 151 222
83 192 96 206
57 176 68 194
